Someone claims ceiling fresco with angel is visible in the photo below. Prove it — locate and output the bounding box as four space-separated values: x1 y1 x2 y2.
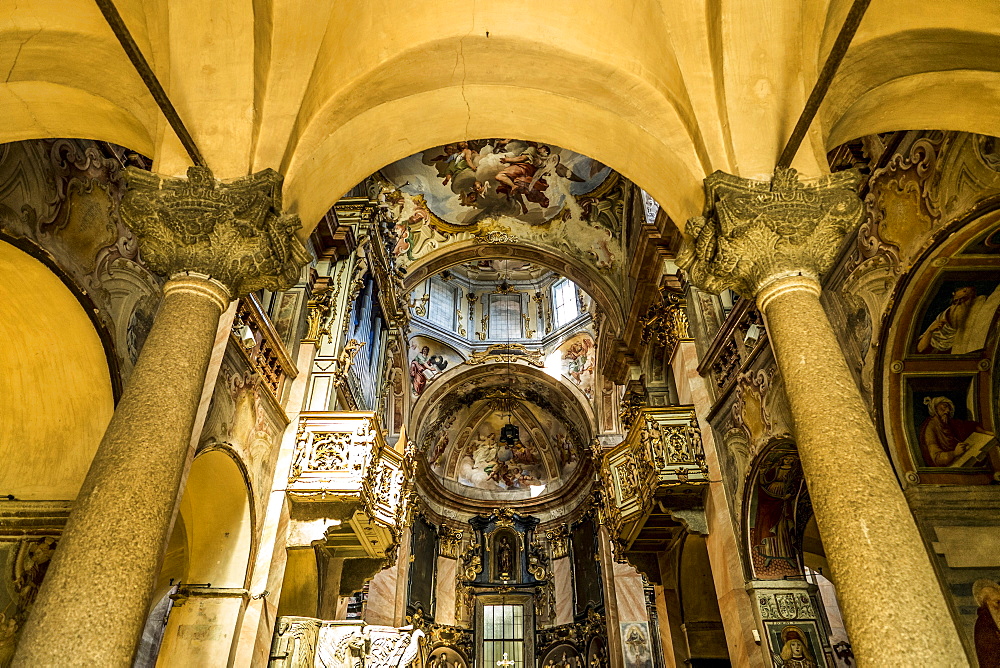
378 139 625 277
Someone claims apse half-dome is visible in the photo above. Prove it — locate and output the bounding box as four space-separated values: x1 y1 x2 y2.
413 364 593 503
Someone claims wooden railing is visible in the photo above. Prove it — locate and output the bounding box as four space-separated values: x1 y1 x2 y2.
232 295 298 402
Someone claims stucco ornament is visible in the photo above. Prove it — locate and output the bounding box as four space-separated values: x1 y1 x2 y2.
677 168 864 297
121 166 310 296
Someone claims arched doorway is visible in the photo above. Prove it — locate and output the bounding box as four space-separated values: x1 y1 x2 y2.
144 449 254 667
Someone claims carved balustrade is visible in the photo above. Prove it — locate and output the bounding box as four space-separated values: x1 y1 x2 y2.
601 406 708 558
269 617 424 667
233 294 298 401
288 412 410 561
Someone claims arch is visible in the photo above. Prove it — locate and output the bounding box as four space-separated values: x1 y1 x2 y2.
0 239 114 500
876 204 1000 485
411 361 596 445
0 2 158 153
283 22 707 228
176 449 254 588
825 30 1000 146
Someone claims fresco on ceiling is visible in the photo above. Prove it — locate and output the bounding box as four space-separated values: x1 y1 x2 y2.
548 331 596 401
380 139 623 275
409 336 462 397
906 376 996 469
421 378 585 496
914 275 1000 355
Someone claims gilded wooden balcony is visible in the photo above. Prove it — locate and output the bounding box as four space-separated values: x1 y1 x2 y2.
288 411 410 561
601 405 709 567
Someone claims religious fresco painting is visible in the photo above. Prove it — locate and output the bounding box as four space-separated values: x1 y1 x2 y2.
452 414 549 491
587 637 609 668
540 644 584 668
914 274 1000 356
426 646 468 668
620 623 653 668
409 336 462 397
747 446 809 579
421 378 584 495
379 139 624 277
551 332 596 401
764 622 826 668
972 578 1000 667
907 375 996 469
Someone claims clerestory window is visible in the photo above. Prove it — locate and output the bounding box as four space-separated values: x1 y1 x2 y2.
551 278 579 329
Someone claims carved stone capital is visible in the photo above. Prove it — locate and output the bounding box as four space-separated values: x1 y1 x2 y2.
676 168 864 297
121 166 311 297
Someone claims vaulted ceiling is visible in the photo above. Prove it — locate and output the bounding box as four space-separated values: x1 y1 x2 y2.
4 0 999 234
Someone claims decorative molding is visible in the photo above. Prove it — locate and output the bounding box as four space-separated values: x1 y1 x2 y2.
640 287 691 356
544 524 570 560
438 525 464 559
464 343 545 368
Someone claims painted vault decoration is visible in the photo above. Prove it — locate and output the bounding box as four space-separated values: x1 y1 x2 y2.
379 139 623 275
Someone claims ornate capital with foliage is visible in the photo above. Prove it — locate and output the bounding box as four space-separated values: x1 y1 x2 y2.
121 166 311 297
676 168 864 297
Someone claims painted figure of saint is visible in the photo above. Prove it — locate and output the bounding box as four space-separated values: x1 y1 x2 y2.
409 345 448 395
495 145 552 214
776 626 817 668
918 396 992 467
497 535 514 579
622 624 653 668
917 284 1000 354
752 453 802 569
974 579 1000 667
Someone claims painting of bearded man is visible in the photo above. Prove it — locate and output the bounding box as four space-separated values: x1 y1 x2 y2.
918 396 992 467
917 283 1000 354
975 580 1000 668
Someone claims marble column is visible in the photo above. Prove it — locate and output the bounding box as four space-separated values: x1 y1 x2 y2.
14 166 309 667
677 168 967 666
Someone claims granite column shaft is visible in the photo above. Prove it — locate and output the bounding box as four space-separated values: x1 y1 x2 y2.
14 275 231 666
758 275 967 666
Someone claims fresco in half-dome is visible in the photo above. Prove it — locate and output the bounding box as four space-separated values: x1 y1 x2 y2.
419 371 587 497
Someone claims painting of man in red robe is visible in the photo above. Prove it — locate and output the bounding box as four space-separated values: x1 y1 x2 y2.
751 450 805 577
